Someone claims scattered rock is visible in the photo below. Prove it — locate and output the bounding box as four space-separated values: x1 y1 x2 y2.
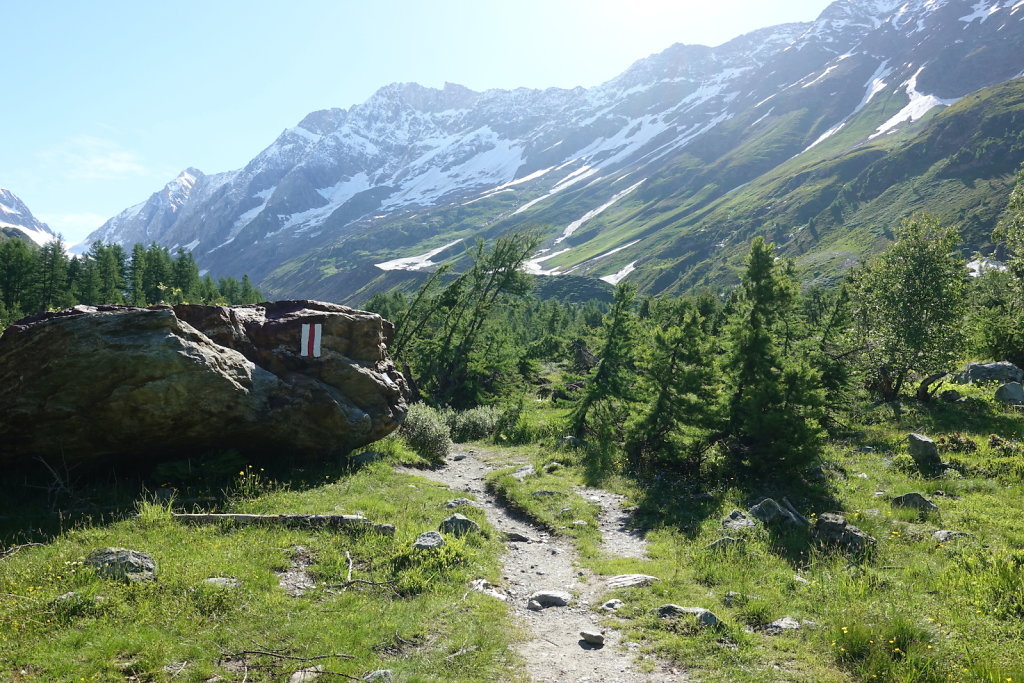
353 451 385 466
469 579 507 601
995 381 1024 405
502 531 535 543
0 302 410 466
933 530 972 543
812 514 876 553
572 520 589 528
601 599 624 611
793 575 811 585
939 390 963 403
891 492 939 512
439 514 480 536
528 590 571 608
373 523 396 536
363 671 393 682
527 599 543 611
511 465 535 481
856 472 870 479
543 461 563 472
85 548 156 582
705 537 745 551
657 605 721 628
955 361 1024 384
764 617 801 634
748 498 802 526
722 591 747 607
288 666 323 682
532 490 560 497
452 454 466 461
722 509 756 529
907 433 944 472
560 436 582 448
413 531 445 549
580 630 605 646
606 574 659 589
277 546 315 597
203 577 240 589
445 498 477 508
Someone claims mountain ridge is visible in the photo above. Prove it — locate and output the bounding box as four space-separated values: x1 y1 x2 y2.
79 0 1024 302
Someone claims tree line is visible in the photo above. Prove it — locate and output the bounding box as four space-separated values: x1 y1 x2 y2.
0 239 262 331
368 166 1024 479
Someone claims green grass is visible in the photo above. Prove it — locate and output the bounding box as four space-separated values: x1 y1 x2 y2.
487 386 1024 682
0 455 520 682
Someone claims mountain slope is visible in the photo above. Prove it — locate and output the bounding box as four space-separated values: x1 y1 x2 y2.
82 0 1024 302
0 189 57 246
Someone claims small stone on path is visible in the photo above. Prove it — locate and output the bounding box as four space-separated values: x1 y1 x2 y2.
446 497 476 508
580 630 605 646
529 590 571 608
470 579 508 601
606 574 659 589
601 599 624 611
502 530 536 543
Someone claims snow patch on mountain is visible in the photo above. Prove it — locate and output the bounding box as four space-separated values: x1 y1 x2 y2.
0 189 57 246
524 247 572 276
600 261 638 285
960 0 1001 23
871 66 958 137
374 239 463 271
553 179 646 246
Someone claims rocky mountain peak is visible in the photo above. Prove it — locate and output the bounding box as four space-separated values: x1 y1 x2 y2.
0 189 56 245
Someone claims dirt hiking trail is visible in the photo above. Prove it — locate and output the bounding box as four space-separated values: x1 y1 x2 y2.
400 444 684 683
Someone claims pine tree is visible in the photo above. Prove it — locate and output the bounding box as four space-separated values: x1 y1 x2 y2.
625 308 720 472
723 237 824 472
32 238 72 311
0 238 36 314
570 283 639 438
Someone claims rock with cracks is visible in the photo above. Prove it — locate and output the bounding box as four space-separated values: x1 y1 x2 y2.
528 590 571 608
891 492 939 512
0 301 409 466
812 513 876 553
85 548 156 582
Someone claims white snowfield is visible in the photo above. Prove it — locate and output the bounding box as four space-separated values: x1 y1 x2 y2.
374 239 463 271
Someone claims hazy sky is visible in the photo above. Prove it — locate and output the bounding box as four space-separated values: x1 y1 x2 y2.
2 0 833 243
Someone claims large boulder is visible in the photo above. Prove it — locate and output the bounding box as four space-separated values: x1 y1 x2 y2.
995 382 1024 406
907 433 944 472
0 301 409 465
955 361 1024 384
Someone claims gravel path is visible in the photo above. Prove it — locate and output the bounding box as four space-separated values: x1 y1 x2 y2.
400 445 683 683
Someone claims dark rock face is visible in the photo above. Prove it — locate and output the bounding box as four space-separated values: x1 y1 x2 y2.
812 513 876 553
907 433 944 472
0 301 408 465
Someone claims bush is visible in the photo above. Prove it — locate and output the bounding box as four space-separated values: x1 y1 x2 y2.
444 406 501 442
399 403 452 464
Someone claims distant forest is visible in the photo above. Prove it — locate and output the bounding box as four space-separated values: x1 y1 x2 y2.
0 239 261 330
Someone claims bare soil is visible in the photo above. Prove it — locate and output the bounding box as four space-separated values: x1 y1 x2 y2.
400 445 684 683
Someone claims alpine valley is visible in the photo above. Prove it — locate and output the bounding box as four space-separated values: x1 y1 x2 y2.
79 0 1024 302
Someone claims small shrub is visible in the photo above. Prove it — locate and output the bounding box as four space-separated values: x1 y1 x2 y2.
399 403 452 464
936 432 977 453
445 406 501 442
988 434 1024 457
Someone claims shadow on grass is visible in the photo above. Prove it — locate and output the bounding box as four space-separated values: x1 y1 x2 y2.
0 449 373 547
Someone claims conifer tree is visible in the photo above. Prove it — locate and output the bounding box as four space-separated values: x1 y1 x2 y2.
723 237 824 471
625 308 720 472
570 283 638 438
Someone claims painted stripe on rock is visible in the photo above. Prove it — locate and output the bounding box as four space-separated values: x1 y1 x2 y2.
300 323 322 357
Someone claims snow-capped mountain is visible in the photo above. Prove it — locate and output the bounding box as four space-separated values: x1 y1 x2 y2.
82 0 1024 300
0 189 57 246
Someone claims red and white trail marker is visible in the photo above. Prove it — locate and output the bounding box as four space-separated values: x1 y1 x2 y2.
300 323 322 357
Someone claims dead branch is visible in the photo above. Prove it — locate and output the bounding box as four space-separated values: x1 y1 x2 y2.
1 543 45 561
225 650 354 662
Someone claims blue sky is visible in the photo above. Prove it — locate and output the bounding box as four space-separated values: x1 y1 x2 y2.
1 0 832 243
